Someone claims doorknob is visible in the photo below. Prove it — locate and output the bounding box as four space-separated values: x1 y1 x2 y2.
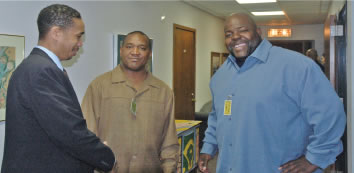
191 93 196 102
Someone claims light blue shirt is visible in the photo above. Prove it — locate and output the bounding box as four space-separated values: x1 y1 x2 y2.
201 39 346 173
35 46 63 71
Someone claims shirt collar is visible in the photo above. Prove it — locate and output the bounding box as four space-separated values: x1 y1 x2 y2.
35 45 64 71
228 38 272 65
248 38 272 63
111 65 160 89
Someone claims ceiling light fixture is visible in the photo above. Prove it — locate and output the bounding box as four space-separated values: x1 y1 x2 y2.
252 11 284 16
236 0 276 4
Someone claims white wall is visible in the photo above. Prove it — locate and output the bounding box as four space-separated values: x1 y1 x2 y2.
0 1 227 167
259 24 324 56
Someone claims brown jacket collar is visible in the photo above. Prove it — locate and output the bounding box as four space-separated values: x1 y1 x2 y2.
111 65 160 89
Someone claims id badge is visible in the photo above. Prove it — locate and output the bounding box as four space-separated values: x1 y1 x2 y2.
224 100 232 116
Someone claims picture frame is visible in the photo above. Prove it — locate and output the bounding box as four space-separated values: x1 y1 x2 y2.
210 52 229 77
0 34 25 121
210 52 221 77
113 34 153 72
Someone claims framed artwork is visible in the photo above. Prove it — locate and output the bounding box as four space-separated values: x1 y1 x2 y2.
113 34 153 72
0 34 25 121
210 52 221 77
210 52 229 77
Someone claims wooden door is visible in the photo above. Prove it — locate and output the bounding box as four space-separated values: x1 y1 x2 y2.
173 24 196 120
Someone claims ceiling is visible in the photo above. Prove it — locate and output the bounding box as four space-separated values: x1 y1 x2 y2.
182 0 335 26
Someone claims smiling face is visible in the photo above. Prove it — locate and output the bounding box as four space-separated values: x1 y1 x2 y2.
120 33 151 72
224 13 262 59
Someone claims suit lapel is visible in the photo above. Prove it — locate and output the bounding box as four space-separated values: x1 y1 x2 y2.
31 48 81 112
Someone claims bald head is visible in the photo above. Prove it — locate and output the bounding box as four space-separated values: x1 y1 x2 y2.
225 13 258 31
224 12 262 59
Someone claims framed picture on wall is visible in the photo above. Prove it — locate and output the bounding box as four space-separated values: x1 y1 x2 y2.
210 52 229 77
113 34 153 72
0 34 25 121
210 52 221 77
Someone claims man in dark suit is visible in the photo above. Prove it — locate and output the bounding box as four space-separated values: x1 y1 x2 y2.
1 4 115 173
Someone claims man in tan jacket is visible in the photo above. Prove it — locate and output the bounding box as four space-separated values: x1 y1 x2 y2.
81 31 179 173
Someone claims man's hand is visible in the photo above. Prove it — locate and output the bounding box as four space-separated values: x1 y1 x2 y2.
103 141 118 171
279 156 318 173
198 154 212 173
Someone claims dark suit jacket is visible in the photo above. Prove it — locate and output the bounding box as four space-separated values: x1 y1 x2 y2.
1 48 115 173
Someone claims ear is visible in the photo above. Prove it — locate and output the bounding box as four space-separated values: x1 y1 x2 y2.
49 26 63 41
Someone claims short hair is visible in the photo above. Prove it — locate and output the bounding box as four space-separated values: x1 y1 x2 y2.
37 4 81 40
306 48 318 60
122 31 152 50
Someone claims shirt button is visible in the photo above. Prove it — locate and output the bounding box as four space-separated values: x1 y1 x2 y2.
229 143 232 147
230 168 232 171
229 117 231 120
132 155 137 159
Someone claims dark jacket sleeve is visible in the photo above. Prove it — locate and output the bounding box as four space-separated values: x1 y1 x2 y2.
28 66 115 172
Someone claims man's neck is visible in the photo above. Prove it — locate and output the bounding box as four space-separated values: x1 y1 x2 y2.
120 66 148 90
235 57 247 67
38 40 59 60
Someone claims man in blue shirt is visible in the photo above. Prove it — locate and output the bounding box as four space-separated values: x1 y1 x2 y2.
198 13 346 173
